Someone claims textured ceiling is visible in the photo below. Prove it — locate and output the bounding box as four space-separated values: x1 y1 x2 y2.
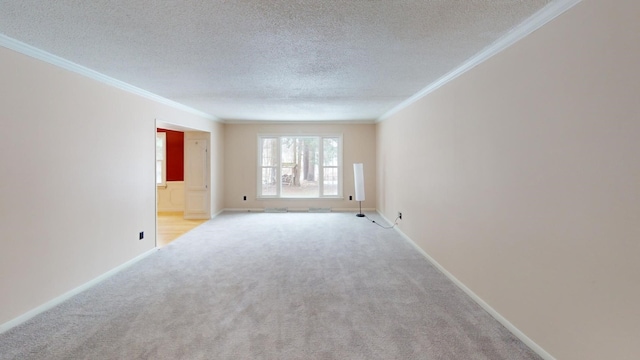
0 0 554 122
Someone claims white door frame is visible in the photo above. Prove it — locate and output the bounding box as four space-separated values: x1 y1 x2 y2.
154 119 212 247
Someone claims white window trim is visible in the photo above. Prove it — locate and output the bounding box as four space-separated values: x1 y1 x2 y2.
257 135 281 198
257 134 343 199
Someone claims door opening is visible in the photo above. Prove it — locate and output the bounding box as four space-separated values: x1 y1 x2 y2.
155 120 211 247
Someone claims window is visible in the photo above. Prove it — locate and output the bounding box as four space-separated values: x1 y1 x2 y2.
258 135 342 198
156 132 166 186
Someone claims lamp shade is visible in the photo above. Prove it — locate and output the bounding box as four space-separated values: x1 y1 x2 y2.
353 163 365 202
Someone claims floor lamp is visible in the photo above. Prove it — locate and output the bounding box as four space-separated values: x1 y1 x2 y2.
354 163 365 217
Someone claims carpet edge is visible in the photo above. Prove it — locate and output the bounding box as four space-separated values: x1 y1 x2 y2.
0 247 158 334
375 210 556 360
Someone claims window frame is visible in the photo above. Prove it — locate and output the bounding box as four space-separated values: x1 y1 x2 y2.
257 134 343 199
156 132 167 187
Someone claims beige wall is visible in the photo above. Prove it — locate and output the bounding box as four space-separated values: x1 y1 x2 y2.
224 123 376 211
0 46 224 326
377 1 640 359
3 0 638 356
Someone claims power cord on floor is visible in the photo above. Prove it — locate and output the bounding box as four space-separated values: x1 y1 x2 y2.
364 215 401 229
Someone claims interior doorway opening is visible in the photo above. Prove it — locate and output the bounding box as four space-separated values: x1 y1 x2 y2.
155 120 211 247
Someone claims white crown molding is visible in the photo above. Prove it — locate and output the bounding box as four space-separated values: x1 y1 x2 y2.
0 34 219 122
377 0 582 122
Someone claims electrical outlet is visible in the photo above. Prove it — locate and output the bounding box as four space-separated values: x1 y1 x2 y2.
398 212 402 220
139 231 144 240
243 195 247 201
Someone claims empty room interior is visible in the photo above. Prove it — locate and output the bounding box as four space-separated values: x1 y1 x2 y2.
1 1 638 359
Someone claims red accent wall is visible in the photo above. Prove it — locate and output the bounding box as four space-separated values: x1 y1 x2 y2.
157 129 184 181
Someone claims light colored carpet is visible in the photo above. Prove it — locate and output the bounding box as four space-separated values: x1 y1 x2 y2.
0 212 541 359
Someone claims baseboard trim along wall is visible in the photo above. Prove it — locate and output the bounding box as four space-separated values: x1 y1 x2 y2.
376 211 556 360
212 209 224 218
0 248 158 334
223 208 377 213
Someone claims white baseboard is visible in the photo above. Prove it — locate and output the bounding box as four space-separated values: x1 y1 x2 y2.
224 208 265 212
0 248 158 334
376 210 555 360
212 209 224 218
332 207 376 213
222 207 376 213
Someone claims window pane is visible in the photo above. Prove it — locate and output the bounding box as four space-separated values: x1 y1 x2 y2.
156 133 166 185
156 134 165 160
323 138 338 166
323 167 338 196
261 138 277 166
261 167 277 196
280 137 319 198
156 160 163 184
299 137 318 183
282 179 319 197
258 135 341 199
280 137 296 164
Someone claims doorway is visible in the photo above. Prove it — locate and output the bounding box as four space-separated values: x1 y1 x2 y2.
155 120 211 247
